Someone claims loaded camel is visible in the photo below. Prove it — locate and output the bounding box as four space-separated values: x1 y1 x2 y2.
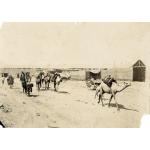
36 72 63 92
95 79 131 111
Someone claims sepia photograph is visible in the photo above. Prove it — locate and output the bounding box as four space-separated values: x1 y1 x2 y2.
0 22 150 128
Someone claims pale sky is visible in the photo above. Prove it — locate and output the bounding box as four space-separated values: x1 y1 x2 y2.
0 22 150 68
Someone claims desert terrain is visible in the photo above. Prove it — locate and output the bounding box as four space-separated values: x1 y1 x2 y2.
0 78 149 128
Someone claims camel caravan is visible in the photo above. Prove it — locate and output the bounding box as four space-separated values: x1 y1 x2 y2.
19 71 68 95
35 71 63 92
0 70 70 96
0 69 132 111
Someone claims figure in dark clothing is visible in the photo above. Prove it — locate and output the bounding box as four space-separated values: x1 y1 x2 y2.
20 71 27 93
20 71 33 95
102 75 117 87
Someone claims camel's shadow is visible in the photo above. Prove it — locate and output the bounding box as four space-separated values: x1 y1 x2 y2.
11 87 20 90
57 91 70 94
37 88 70 94
28 94 39 97
37 88 55 92
38 88 50 91
108 103 139 112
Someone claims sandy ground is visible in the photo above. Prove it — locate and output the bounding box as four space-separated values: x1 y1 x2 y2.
0 78 150 128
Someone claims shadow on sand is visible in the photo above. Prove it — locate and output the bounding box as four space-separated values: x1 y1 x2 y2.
28 94 39 97
38 88 50 91
36 88 70 94
75 99 88 104
37 88 54 92
11 87 20 90
109 103 139 112
57 91 70 94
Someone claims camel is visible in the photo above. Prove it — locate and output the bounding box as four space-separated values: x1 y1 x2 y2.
36 72 45 91
7 75 14 89
95 81 131 111
44 74 52 90
53 75 62 92
36 75 42 91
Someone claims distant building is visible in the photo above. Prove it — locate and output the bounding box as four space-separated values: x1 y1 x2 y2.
132 60 146 82
0 60 147 82
101 60 146 82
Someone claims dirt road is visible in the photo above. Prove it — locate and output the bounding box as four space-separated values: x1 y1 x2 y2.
0 78 149 128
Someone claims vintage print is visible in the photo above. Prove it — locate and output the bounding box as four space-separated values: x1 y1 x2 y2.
0 22 149 128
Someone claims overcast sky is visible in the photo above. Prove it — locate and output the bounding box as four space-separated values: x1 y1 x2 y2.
0 22 150 68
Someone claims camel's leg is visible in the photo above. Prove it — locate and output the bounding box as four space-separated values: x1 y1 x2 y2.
22 85 26 93
108 95 113 107
100 95 104 107
47 82 48 90
113 93 119 111
48 81 51 89
54 82 58 91
95 90 98 99
94 91 97 99
39 82 41 88
46 82 48 90
45 82 47 90
54 82 56 91
98 94 104 107
36 84 40 95
37 84 40 91
39 84 40 91
56 82 60 91
98 93 101 104
47 82 49 89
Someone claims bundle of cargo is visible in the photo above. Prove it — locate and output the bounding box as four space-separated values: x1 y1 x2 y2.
86 79 101 90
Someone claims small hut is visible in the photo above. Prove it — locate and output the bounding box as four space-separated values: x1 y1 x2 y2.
132 60 146 82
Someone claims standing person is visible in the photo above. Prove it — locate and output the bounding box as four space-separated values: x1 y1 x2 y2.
20 71 27 93
1 76 5 86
